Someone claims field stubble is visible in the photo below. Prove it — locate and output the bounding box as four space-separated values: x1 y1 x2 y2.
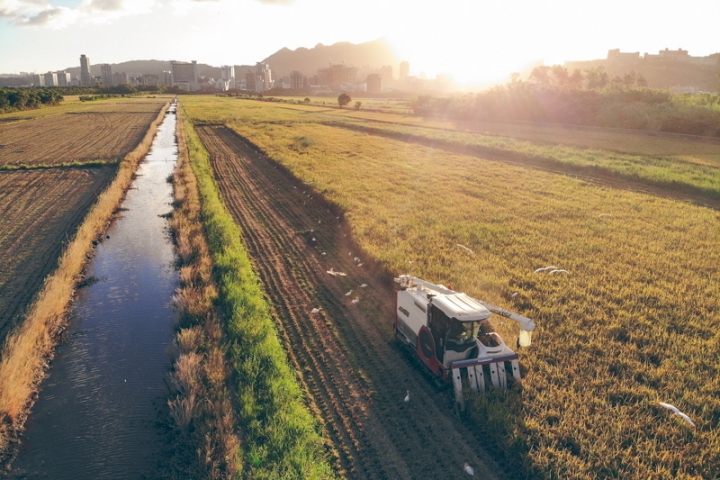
0 100 166 168
182 95 720 479
0 101 170 470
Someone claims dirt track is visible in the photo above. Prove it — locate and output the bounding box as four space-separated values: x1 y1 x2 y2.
196 125 507 480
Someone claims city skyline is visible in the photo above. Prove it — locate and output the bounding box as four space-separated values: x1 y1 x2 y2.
1 0 719 86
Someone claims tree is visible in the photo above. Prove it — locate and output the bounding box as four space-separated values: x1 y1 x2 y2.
337 93 351 108
354 101 362 111
303 97 311 104
637 74 648 88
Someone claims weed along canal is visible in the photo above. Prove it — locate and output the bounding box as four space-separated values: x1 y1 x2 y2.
11 102 179 479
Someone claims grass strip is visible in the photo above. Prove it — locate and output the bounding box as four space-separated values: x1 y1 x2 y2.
0 160 118 171
0 101 171 467
158 108 242 479
178 104 336 479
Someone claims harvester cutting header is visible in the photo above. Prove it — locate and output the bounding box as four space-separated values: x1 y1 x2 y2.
394 275 536 410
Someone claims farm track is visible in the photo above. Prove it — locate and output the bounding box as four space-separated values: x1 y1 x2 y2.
196 125 506 480
329 122 720 210
0 166 117 346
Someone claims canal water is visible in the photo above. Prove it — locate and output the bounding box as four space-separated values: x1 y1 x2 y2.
12 102 179 479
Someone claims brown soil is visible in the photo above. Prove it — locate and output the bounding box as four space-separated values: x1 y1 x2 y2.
196 125 508 480
0 166 117 346
0 109 162 167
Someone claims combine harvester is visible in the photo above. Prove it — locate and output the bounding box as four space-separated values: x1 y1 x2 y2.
394 275 536 410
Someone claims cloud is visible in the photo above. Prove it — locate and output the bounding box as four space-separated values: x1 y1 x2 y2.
87 0 125 11
2 0 157 27
254 0 294 3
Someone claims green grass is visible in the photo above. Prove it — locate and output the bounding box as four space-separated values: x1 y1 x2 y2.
179 104 336 480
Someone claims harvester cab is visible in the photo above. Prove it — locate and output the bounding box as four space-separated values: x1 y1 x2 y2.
394 275 536 410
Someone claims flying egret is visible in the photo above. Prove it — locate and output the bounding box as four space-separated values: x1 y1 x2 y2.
549 269 569 275
404 390 410 402
463 463 474 476
534 266 558 273
659 402 696 427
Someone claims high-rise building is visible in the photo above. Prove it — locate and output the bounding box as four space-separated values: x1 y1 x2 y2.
159 71 173 86
366 74 382 94
80 54 93 87
255 62 272 91
43 71 58 87
221 65 235 89
289 70 306 89
399 61 409 89
113 72 130 86
33 74 45 87
170 60 199 91
245 70 256 91
318 63 358 91
100 64 113 85
56 71 71 86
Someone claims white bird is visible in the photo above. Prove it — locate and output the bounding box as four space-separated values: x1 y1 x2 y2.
456 244 474 254
357 263 363 267
549 269 569 275
659 402 696 427
534 266 558 273
360 284 368 288
326 267 347 277
598 213 612 218
404 390 410 402
321 252 327 255
353 257 360 262
310 308 320 314
511 292 519 298
311 237 316 242
345 290 353 296
351 298 359 304
463 463 474 476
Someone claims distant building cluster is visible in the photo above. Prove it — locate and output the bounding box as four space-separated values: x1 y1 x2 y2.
25 53 452 95
607 48 720 67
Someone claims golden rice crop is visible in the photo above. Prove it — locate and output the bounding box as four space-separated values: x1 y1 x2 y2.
182 95 720 479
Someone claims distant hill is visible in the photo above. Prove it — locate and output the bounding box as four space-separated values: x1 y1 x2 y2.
255 39 399 78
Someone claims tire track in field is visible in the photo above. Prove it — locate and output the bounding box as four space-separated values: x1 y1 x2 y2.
197 125 506 480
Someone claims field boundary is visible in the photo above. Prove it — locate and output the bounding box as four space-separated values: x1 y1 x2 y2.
179 106 337 478
328 121 720 210
0 101 170 469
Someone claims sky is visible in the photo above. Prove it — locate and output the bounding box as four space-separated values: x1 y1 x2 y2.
1 0 719 86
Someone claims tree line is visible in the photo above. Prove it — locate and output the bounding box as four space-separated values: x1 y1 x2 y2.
0 84 185 113
411 66 720 137
0 88 64 113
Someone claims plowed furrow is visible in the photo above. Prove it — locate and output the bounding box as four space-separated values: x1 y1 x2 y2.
197 125 506 480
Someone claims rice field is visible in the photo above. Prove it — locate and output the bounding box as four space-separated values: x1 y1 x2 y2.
182 95 720 479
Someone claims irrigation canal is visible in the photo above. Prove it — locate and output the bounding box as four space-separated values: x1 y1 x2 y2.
12 102 179 479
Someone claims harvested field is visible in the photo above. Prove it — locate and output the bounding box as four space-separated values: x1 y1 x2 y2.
182 93 720 478
196 125 506 480
0 166 116 345
0 103 164 168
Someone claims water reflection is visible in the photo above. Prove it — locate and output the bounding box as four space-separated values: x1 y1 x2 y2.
12 102 179 479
